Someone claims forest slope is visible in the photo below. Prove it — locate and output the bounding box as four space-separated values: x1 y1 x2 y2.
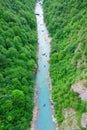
44 0 87 129
0 0 37 130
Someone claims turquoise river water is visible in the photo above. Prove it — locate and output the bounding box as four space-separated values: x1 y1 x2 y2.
34 1 56 130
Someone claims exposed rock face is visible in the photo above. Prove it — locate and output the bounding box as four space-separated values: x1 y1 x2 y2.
81 113 87 128
71 80 87 100
71 81 87 129
60 108 80 130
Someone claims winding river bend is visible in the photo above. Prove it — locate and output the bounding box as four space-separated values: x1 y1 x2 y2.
31 1 56 130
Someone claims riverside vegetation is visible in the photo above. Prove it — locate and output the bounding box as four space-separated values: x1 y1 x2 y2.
43 0 87 129
0 0 37 130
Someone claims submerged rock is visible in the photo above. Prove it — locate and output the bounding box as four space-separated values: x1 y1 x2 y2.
43 104 46 107
35 13 40 16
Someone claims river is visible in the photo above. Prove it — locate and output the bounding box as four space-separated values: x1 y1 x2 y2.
31 1 57 130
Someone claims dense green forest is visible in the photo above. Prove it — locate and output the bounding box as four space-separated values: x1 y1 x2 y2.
0 0 37 129
44 0 87 129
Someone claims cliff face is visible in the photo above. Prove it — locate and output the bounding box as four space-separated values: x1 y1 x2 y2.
43 0 87 129
0 0 37 129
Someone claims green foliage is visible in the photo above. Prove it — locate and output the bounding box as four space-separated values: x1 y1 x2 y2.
44 0 87 128
11 89 25 107
0 0 37 129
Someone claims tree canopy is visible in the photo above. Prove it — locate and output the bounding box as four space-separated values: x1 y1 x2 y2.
0 0 37 129
44 0 87 129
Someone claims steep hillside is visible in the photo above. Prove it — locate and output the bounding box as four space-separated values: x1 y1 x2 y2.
44 0 87 129
0 0 37 130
